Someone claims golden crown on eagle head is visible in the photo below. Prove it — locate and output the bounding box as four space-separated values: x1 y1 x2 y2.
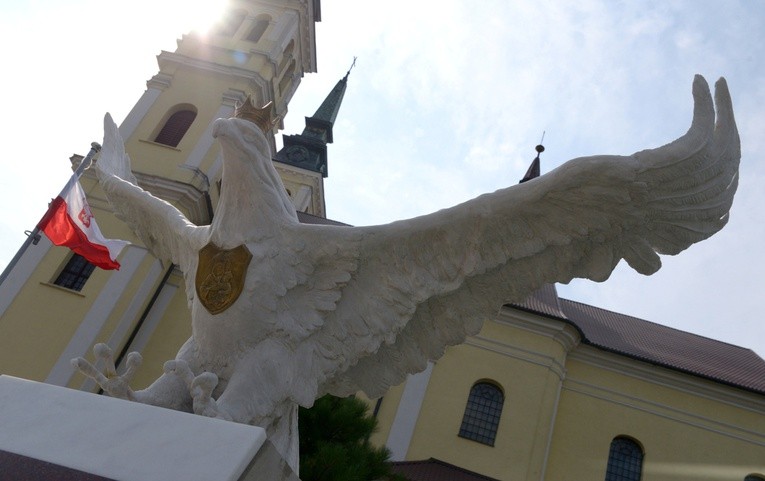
233 95 278 133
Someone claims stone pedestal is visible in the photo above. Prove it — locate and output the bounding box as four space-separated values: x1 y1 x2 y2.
0 375 299 480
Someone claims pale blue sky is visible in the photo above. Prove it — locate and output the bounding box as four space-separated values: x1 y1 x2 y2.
1 1 764 356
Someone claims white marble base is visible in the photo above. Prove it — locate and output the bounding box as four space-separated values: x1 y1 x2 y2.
0 375 299 481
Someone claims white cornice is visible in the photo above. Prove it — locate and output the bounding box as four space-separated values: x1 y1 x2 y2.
80 170 211 226
465 334 568 381
496 306 581 353
156 51 269 98
146 72 172 90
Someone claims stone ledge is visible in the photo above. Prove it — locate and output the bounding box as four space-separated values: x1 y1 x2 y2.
0 375 299 481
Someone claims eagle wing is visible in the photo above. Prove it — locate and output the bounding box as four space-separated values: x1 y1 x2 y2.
96 114 208 272
278 75 738 400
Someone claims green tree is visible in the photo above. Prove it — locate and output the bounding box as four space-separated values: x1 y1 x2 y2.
298 395 404 481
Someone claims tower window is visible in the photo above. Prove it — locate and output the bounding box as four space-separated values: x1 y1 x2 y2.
246 15 271 43
278 59 296 96
53 254 95 292
458 381 504 446
278 39 295 72
154 108 197 147
605 437 644 481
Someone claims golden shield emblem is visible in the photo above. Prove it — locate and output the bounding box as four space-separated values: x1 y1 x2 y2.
195 243 252 315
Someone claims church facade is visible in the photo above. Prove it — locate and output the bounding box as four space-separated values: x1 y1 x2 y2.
372 284 765 480
0 1 763 480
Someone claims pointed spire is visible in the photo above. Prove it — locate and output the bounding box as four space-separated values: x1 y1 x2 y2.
274 61 355 177
520 133 545 183
303 57 355 144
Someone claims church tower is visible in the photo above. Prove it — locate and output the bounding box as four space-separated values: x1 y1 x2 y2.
0 0 342 391
273 63 353 217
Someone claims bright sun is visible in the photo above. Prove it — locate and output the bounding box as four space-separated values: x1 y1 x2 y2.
170 0 229 35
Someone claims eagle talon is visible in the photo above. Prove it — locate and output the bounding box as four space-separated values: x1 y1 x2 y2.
163 361 231 420
190 372 231 420
72 343 142 400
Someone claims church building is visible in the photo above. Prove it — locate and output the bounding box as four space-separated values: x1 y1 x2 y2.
0 1 762 480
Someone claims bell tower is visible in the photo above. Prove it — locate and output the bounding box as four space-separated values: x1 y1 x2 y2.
0 0 327 390
274 63 353 217
110 0 322 226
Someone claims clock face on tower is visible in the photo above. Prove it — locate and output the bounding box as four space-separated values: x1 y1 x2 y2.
286 145 309 163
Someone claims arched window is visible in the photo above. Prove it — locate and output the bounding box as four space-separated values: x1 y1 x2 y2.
246 15 271 43
154 108 197 147
214 9 246 37
53 254 95 292
458 381 504 446
605 437 644 481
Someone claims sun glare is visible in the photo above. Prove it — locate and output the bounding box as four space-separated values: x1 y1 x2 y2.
173 0 229 35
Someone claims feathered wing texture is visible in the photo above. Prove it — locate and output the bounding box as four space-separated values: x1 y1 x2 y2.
297 75 739 399
96 114 209 274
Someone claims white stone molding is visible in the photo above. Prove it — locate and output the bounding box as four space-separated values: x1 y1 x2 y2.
266 10 299 65
79 257 165 392
119 73 172 140
183 103 237 170
385 362 434 461
113 272 180 366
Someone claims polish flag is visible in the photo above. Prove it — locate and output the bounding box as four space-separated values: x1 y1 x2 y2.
38 178 128 270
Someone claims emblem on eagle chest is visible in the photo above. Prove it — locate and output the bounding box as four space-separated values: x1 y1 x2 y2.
195 243 252 315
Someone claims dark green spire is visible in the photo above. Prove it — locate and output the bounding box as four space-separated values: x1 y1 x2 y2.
520 138 545 184
274 60 355 177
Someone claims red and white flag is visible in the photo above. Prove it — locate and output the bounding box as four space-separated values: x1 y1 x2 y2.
38 178 128 270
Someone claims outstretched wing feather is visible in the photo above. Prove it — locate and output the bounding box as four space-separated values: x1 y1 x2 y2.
297 76 739 399
96 114 208 272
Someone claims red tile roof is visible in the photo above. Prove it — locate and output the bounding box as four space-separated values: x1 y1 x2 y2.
391 458 500 481
513 286 765 395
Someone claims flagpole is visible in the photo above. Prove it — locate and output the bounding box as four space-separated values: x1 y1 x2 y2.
0 142 102 288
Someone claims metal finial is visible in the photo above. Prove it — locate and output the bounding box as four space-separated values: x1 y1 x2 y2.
344 57 357 79
535 131 545 156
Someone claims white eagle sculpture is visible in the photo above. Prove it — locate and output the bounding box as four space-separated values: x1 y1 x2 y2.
75 75 739 471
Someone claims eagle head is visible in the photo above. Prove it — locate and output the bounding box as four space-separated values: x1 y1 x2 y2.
209 117 298 241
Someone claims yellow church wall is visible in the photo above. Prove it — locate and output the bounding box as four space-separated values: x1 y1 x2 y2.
0 249 92 380
385 315 573 481
124 73 233 179
369 308 764 480
544 349 765 480
0 241 160 383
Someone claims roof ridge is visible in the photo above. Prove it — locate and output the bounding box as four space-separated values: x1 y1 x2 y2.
558 297 758 354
